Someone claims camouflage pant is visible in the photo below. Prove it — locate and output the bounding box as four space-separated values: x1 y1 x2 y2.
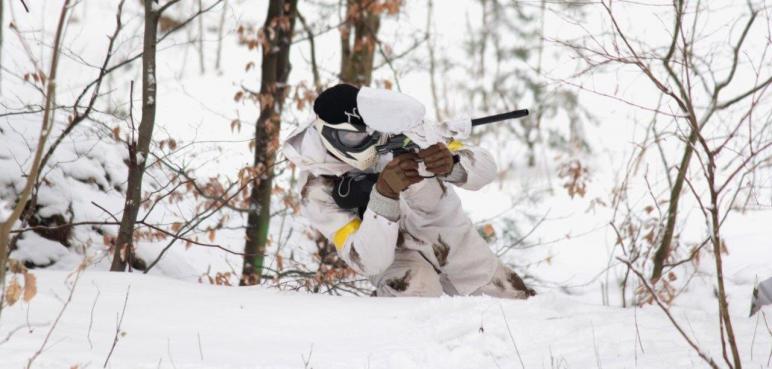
371 249 535 298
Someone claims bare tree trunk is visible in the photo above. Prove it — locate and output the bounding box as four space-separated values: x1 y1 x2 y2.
215 0 228 72
529 0 547 168
111 0 179 272
297 10 320 92
240 0 297 285
426 0 442 122
339 0 381 87
0 0 4 93
1 0 70 310
707 184 742 369
650 132 695 282
197 0 205 74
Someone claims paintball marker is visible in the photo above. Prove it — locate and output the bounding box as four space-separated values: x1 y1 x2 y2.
375 109 530 156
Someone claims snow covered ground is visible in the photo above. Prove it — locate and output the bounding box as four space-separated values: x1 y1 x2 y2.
0 270 769 369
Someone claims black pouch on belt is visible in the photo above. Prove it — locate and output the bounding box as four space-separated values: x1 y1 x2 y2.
326 172 379 218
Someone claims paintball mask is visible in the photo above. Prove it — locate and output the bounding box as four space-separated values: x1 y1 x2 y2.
313 116 384 171
312 84 426 171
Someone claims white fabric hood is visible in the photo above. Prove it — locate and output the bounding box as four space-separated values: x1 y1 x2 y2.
356 87 426 134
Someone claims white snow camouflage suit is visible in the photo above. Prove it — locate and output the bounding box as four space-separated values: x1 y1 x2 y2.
282 118 534 298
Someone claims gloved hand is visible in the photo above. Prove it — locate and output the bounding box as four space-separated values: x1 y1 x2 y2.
418 143 454 176
376 153 422 199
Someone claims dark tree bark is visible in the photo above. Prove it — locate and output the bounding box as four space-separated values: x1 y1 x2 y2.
650 134 695 282
339 0 381 87
111 0 181 272
240 0 298 285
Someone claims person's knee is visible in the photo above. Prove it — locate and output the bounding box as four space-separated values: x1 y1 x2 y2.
473 262 536 299
376 267 443 297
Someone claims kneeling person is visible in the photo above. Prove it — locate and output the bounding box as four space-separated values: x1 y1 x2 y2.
282 84 535 298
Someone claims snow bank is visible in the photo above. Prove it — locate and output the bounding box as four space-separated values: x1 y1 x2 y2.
0 271 769 369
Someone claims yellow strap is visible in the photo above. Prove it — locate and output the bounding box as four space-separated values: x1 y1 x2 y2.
447 140 464 152
332 218 362 250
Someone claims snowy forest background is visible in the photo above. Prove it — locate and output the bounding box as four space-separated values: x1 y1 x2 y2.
1 0 771 368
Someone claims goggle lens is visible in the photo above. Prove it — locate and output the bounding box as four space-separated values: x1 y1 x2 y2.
337 130 372 147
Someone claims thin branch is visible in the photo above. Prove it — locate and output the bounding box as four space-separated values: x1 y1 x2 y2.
617 258 721 369
157 0 183 15
87 283 100 350
103 285 130 368
717 74 772 110
37 0 126 181
296 9 320 92
74 0 224 110
26 262 85 369
499 305 526 369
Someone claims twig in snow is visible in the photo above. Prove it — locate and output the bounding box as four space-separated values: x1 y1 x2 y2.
680 314 698 349
25 302 31 331
26 260 85 369
499 305 525 369
301 344 313 369
548 345 569 369
197 331 204 361
591 321 602 369
91 201 120 223
0 322 48 345
167 338 178 369
88 282 101 350
751 308 760 360
102 285 130 368
633 304 644 366
617 258 721 369
763 311 772 366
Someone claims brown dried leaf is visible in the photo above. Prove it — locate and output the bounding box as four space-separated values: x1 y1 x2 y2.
643 230 655 244
23 272 37 302
482 224 495 238
103 233 114 246
8 259 27 274
230 119 241 133
5 277 22 306
276 254 284 271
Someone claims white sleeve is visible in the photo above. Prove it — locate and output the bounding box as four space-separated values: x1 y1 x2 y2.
442 144 497 191
300 175 399 276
